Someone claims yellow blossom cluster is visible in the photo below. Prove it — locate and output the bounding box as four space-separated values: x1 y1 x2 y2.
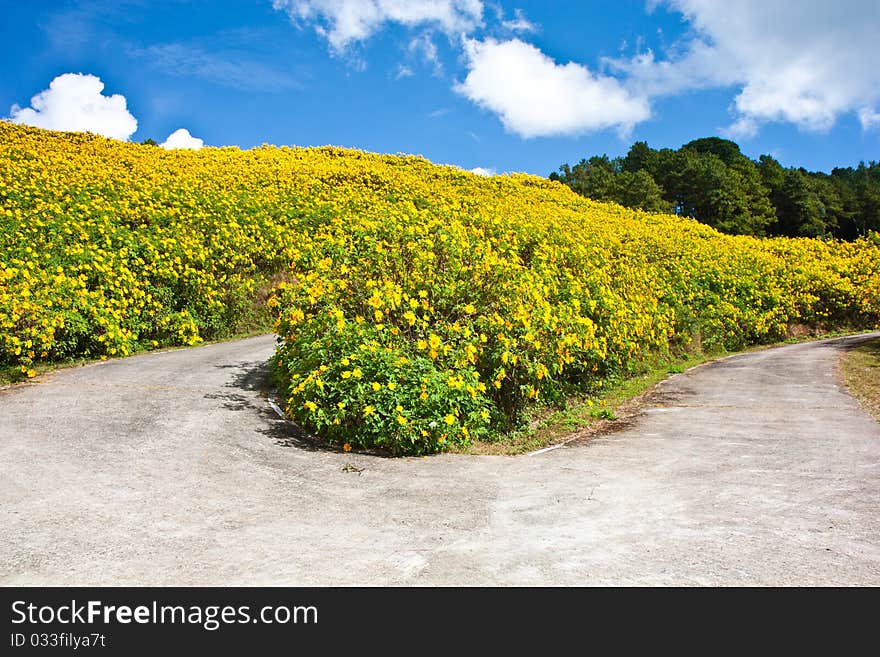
1 122 878 454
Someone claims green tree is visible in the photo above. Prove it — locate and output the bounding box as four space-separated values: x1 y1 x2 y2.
621 141 655 173
640 147 680 206
608 170 673 213
549 155 617 200
729 157 775 235
667 150 773 235
684 138 774 234
552 139 876 240
683 137 744 166
775 170 827 237
847 162 880 236
758 155 787 235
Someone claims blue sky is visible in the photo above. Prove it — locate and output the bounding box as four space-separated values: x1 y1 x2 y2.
2 0 878 175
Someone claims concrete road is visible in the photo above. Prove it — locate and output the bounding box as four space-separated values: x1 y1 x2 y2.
1 332 878 586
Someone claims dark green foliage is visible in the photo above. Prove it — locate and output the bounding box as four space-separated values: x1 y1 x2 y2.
683 137 744 165
609 170 672 214
553 139 879 240
549 154 671 213
549 155 616 201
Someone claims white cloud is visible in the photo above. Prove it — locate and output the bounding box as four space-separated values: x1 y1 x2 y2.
502 8 535 33
394 64 414 79
7 73 137 141
611 0 880 135
470 166 496 176
408 32 442 74
160 128 204 150
273 0 484 52
858 107 880 131
723 116 759 140
455 38 650 138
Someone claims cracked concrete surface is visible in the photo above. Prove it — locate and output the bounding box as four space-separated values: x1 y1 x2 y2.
1 332 878 585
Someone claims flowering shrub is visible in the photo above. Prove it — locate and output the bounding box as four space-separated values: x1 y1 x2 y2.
1 122 878 453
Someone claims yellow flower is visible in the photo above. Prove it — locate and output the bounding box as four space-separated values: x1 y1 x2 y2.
396 415 408 425
371 382 382 391
304 401 317 412
352 368 362 378
343 442 352 452
363 405 375 416
387 382 397 391
444 414 456 425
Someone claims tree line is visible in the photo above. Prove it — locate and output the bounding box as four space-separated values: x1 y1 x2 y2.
549 137 880 240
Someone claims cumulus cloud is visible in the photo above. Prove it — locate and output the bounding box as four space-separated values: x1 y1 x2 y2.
7 73 137 141
273 0 484 52
470 166 496 176
160 128 204 150
455 38 650 138
611 0 880 135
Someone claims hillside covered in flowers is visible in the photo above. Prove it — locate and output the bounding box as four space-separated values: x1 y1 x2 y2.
2 122 878 453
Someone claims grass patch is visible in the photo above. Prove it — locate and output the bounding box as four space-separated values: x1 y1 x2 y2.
840 338 880 422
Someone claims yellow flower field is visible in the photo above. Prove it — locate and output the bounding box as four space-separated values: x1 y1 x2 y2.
2 122 878 453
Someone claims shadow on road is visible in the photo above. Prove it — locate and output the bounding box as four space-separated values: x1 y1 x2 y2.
816 332 880 352
208 359 325 452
